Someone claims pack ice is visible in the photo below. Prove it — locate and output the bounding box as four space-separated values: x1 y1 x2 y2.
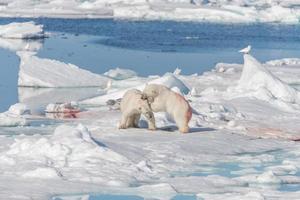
0 1 300 23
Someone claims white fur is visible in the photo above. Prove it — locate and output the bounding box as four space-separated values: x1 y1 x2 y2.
119 89 156 130
143 84 192 133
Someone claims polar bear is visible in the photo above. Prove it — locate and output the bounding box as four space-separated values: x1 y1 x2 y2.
143 84 192 133
119 89 156 130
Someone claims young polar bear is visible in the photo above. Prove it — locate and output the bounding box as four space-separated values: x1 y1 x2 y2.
143 84 192 133
119 89 156 130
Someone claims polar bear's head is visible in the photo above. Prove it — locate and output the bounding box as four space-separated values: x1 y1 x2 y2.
143 84 168 99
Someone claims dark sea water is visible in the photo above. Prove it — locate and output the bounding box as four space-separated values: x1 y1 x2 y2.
0 18 300 112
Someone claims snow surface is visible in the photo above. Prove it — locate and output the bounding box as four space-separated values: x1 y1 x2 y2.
17 51 110 88
1 50 300 199
0 21 45 39
0 1 300 23
0 103 29 127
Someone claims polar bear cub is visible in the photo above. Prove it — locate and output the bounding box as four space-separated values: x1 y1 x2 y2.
119 89 156 130
143 84 192 133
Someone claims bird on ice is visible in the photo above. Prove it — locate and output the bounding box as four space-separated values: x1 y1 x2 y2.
239 45 251 54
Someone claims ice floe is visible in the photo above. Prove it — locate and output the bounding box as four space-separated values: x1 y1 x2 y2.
17 52 109 88
104 68 137 80
0 21 45 39
1 42 300 199
0 1 300 23
0 103 29 127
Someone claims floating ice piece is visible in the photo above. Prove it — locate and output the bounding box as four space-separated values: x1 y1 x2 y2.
8 103 30 115
239 45 251 54
0 21 45 39
237 54 300 104
17 52 109 88
104 68 137 80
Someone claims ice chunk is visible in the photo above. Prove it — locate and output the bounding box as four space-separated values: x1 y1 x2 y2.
82 73 190 105
17 52 109 88
104 68 137 80
0 1 299 24
0 103 29 127
237 54 300 104
256 171 282 184
8 103 30 115
146 73 190 94
0 113 28 127
0 21 45 39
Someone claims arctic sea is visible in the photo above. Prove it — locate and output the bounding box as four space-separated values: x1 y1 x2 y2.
0 18 300 112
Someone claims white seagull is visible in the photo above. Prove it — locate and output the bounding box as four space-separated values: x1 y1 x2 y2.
239 45 251 54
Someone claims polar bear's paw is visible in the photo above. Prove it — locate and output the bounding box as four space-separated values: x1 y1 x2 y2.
118 124 127 129
148 126 156 131
179 126 189 134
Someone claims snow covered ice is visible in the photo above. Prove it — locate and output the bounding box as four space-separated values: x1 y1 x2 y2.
104 68 138 80
236 54 300 105
0 49 299 199
0 1 300 23
17 51 109 88
0 21 45 39
0 103 29 127
1 16 300 200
